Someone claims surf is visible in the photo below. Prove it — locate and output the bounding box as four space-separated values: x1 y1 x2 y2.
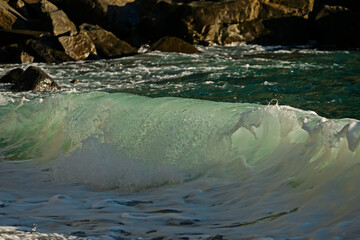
0 92 358 192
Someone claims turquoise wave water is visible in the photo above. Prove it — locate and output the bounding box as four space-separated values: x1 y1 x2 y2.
0 92 359 191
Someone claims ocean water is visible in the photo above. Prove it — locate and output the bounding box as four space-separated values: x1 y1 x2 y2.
0 45 359 239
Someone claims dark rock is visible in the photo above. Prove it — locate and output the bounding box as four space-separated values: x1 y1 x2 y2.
13 66 60 91
149 36 200 54
34 0 77 36
0 68 24 83
0 0 28 30
315 5 360 48
79 23 137 58
183 0 314 45
0 44 34 64
22 0 41 4
206 235 224 240
8 0 30 18
1 66 60 91
58 32 97 60
0 28 50 47
70 79 79 84
61 0 108 27
123 1 191 47
106 0 142 43
251 16 311 46
25 38 73 63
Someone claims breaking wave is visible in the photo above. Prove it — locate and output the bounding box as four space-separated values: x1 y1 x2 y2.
0 92 359 192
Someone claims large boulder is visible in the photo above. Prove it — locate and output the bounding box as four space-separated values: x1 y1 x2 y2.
0 66 60 91
149 36 200 54
25 38 73 63
35 0 77 36
0 68 24 83
58 32 97 60
79 23 137 58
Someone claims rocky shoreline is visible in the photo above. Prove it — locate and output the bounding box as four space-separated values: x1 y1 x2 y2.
0 0 359 65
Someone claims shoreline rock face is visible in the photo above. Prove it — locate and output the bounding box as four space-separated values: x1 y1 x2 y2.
0 0 359 65
0 66 60 91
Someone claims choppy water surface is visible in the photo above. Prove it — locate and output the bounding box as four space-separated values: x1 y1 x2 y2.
0 45 360 239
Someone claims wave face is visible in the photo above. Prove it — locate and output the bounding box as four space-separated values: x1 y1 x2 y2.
1 92 360 238
1 92 359 190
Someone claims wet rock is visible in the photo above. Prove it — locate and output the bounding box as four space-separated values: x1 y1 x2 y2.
58 32 97 60
0 44 34 64
79 23 137 58
4 66 60 91
0 68 24 84
149 36 200 54
25 38 73 63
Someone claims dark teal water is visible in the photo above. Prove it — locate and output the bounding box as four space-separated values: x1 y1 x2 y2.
124 47 360 120
1 45 359 120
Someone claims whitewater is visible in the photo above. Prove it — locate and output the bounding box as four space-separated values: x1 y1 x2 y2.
0 45 359 239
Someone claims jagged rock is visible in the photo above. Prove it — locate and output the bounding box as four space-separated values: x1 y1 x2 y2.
0 0 28 30
25 38 73 63
184 0 314 45
37 0 77 36
0 66 60 91
79 23 137 58
58 32 97 60
149 36 200 54
0 44 34 63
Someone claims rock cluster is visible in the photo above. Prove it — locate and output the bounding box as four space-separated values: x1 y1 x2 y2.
0 0 359 65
